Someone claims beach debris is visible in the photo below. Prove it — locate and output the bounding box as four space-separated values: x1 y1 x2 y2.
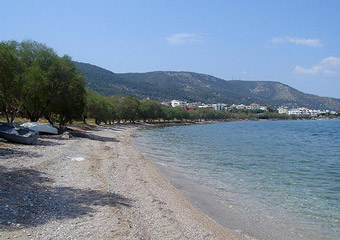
108 188 120 196
61 132 72 139
71 157 85 161
67 156 85 161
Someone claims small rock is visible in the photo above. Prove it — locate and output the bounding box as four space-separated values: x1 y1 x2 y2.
61 132 72 139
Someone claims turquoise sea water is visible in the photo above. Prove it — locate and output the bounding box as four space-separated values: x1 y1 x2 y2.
135 120 340 239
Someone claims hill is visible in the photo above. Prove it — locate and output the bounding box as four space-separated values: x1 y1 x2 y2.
74 61 340 111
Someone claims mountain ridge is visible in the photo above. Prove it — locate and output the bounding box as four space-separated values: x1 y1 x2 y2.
74 61 340 111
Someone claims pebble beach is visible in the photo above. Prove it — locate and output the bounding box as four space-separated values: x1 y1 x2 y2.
0 124 243 240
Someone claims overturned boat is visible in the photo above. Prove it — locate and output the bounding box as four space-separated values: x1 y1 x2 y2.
20 122 59 135
0 122 39 145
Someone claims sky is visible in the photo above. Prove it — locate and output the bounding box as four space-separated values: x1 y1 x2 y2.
1 0 340 98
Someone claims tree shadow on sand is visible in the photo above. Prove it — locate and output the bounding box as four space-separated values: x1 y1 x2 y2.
0 148 42 159
35 138 65 146
0 166 132 231
69 131 119 142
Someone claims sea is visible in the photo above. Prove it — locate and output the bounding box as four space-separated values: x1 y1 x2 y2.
134 120 340 240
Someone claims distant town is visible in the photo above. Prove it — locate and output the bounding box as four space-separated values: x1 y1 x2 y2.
161 100 339 117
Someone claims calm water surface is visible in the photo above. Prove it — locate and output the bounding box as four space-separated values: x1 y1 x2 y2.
135 120 340 239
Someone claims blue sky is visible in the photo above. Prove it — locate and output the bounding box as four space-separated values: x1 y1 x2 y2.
1 0 340 98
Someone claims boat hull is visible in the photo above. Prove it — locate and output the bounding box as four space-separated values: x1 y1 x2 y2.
20 122 58 135
0 123 39 145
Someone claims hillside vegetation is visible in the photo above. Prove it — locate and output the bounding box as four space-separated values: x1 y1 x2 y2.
75 61 340 111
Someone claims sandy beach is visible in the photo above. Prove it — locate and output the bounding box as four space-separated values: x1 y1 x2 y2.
0 124 243 240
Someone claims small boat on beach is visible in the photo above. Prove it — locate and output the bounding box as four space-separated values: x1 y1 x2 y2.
0 122 39 145
20 122 59 135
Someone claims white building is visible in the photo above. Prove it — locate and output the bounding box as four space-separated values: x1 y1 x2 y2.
198 104 212 109
235 104 247 110
171 100 187 108
288 108 301 115
260 106 268 111
249 103 261 110
278 107 288 114
161 101 171 107
308 109 318 117
212 103 226 111
187 102 199 109
288 108 308 115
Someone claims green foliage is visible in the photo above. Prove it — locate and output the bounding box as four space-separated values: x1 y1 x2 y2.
21 66 49 121
86 89 116 125
0 42 21 122
75 61 340 111
171 107 188 121
0 40 86 126
161 106 174 122
112 95 140 123
140 99 163 122
45 55 86 127
14 40 59 122
83 90 313 124
18 40 57 71
3 40 316 127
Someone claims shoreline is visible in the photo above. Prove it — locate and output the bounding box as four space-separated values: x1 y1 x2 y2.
122 117 340 130
0 124 243 239
132 121 334 240
140 151 308 240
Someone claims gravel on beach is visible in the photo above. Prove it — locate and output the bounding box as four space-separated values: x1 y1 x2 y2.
0 124 243 240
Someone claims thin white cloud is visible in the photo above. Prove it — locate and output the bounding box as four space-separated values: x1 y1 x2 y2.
166 33 203 45
271 36 323 47
293 57 340 75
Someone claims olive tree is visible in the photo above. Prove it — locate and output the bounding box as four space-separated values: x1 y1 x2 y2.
20 66 49 122
0 42 21 122
45 55 86 127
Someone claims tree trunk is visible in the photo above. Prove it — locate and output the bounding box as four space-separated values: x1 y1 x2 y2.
10 111 15 123
82 115 87 124
5 111 10 123
45 114 54 125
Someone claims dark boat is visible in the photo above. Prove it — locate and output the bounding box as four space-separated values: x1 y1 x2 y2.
0 122 39 145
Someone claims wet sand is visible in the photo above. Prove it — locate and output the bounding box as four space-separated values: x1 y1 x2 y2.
0 124 243 240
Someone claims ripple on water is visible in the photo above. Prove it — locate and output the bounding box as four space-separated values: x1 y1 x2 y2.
135 120 340 240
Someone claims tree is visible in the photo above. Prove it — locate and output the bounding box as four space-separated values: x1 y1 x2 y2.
113 95 140 123
18 40 57 72
0 42 21 123
188 109 200 121
45 55 86 127
172 107 188 121
0 40 86 126
18 40 58 122
86 90 116 125
140 99 162 122
161 106 174 122
20 66 49 122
